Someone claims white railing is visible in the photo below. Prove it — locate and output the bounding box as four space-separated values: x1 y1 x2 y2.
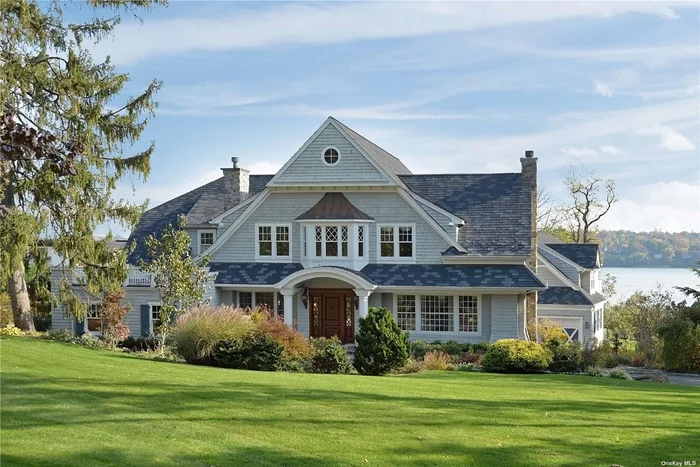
125 269 154 287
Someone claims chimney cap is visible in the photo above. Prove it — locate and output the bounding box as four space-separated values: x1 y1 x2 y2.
525 150 535 158
231 156 239 168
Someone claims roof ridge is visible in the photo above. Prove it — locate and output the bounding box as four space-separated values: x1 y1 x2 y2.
400 172 521 177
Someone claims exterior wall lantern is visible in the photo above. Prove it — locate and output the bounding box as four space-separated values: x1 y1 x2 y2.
301 287 309 309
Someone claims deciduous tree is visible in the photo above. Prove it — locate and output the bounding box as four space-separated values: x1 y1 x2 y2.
562 165 617 244
1 0 164 330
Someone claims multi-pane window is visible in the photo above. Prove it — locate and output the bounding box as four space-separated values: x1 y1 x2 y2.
200 232 214 254
258 226 272 256
458 296 479 333
276 226 290 256
87 304 101 332
239 292 253 310
323 147 340 165
421 295 453 332
303 226 307 256
257 225 291 258
358 226 365 257
325 226 338 256
380 227 394 257
151 304 162 331
256 292 275 312
341 226 349 257
396 295 416 331
315 226 323 257
398 227 413 257
380 225 414 259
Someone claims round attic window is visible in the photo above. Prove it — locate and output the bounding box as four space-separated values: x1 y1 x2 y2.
322 147 340 166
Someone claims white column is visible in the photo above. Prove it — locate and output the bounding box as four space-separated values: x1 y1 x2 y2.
280 289 295 326
355 289 371 319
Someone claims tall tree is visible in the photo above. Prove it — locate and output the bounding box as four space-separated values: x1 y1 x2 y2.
562 165 617 244
1 0 164 330
139 216 210 349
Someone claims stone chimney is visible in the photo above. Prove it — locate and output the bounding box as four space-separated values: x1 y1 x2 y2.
521 150 538 342
221 157 250 210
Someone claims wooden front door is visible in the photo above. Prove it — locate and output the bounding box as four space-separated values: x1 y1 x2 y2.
309 289 355 344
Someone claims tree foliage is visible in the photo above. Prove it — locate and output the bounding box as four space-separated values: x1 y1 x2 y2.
139 215 209 348
353 307 409 375
598 231 700 268
99 289 129 346
1 0 164 329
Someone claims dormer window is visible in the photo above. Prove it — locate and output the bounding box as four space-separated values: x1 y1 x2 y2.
322 147 340 166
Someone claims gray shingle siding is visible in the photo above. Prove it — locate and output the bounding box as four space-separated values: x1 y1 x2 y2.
273 124 390 185
489 294 519 341
400 173 531 257
539 248 580 285
210 191 451 264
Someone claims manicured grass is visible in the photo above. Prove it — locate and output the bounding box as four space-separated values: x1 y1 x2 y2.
1 337 699 467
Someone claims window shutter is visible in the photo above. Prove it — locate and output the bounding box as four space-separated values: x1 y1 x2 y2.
140 304 150 336
75 317 85 335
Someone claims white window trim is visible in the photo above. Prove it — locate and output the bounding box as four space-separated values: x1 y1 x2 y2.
234 290 283 315
392 293 482 336
309 224 352 259
85 303 101 335
377 224 416 262
148 301 162 335
255 223 293 261
321 146 341 166
197 229 216 256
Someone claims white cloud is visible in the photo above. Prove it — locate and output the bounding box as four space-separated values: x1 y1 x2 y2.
594 80 614 97
639 124 696 151
598 181 700 232
91 2 684 65
561 147 599 157
599 145 622 155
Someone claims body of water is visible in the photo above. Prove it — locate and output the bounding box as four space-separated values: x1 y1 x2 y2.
601 267 698 303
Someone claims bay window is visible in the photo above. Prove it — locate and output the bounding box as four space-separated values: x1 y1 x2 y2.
312 225 351 258
358 226 365 257
256 224 292 259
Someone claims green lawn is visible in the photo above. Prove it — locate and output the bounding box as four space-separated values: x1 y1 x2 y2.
1 338 698 467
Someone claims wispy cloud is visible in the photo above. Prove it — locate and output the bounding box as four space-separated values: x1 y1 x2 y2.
594 80 615 97
639 124 696 151
92 2 685 65
561 147 599 157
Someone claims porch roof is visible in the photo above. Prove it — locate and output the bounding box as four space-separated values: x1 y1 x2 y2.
209 262 304 285
360 264 545 289
538 286 593 306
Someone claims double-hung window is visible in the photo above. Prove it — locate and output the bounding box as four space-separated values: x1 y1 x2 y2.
379 225 415 259
422 295 453 332
358 226 365 257
394 294 480 334
199 231 214 254
396 295 416 331
87 304 101 332
257 224 291 259
150 304 162 332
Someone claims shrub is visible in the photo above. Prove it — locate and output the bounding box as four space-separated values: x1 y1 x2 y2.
45 328 74 342
585 366 605 377
256 311 313 362
75 333 104 347
310 337 351 374
394 358 424 374
409 340 489 359
279 359 312 373
457 363 476 372
212 332 284 371
409 340 434 359
354 307 410 376
172 306 254 364
658 319 700 374
547 341 584 373
538 319 569 347
631 354 646 367
481 339 552 373
0 325 24 336
423 351 453 370
100 290 130 346
118 336 158 352
609 368 632 380
458 353 483 365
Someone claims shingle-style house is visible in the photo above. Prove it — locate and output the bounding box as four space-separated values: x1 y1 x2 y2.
52 117 608 345
536 233 607 344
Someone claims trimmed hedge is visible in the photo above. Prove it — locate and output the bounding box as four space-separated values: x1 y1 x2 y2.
212 331 284 371
481 339 552 373
410 340 489 359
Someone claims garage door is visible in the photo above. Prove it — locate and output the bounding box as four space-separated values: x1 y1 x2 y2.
543 318 581 343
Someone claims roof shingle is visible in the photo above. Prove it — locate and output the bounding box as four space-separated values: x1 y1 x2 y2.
546 243 599 269
360 264 544 288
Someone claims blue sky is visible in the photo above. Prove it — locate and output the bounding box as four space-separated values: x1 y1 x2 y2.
71 1 699 235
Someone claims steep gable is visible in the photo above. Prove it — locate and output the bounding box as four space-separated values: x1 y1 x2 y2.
546 243 600 269
268 118 408 186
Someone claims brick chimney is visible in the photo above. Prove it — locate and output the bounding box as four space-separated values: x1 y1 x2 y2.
221 157 250 210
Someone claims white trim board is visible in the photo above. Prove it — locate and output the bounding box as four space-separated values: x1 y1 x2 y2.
539 244 584 272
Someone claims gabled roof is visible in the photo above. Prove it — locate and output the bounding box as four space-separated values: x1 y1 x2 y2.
360 264 544 288
127 175 272 263
331 118 412 185
400 173 531 257
546 243 599 269
296 193 374 221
